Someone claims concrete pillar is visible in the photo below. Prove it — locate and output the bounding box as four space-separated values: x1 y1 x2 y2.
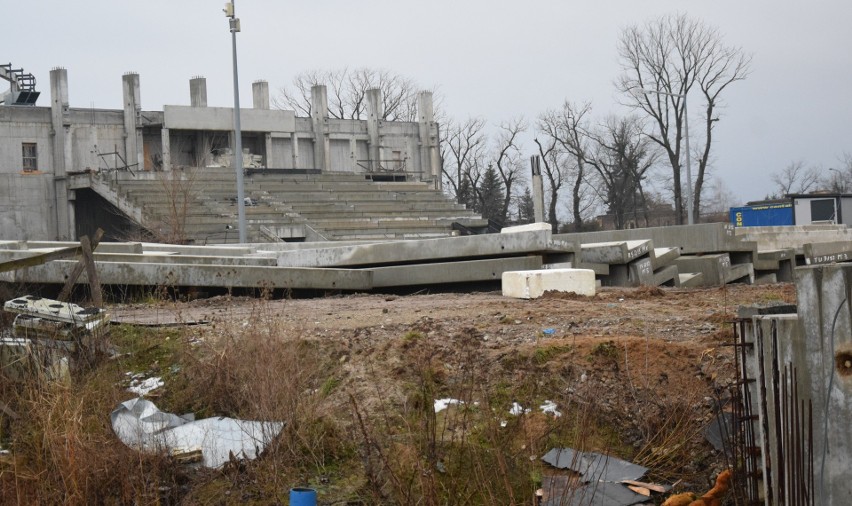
418 91 440 187
291 133 300 169
49 67 71 240
189 76 207 107
531 155 545 223
122 72 144 171
252 80 270 110
349 137 357 172
161 128 171 171
310 85 329 171
264 133 272 168
366 88 382 172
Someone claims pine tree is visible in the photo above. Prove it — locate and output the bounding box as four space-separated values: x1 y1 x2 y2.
517 187 535 224
478 164 506 225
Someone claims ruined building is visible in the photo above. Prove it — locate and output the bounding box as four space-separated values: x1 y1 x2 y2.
0 67 483 243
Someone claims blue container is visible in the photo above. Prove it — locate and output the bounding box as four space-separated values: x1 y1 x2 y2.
730 203 793 227
289 487 317 506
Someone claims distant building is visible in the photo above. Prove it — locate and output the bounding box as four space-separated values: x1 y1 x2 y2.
730 194 852 227
0 68 441 240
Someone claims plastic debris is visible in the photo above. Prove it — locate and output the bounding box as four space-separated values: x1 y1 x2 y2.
509 402 531 416
127 376 164 396
539 400 562 417
111 398 283 468
434 398 463 413
541 447 648 483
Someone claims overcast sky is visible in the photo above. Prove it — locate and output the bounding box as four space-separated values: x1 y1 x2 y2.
6 0 852 204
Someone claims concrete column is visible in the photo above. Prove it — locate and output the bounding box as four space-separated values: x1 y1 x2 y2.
531 155 545 223
264 133 273 168
366 88 382 172
161 128 171 171
49 67 71 240
418 91 440 187
291 133 300 169
310 85 329 171
189 76 207 107
122 72 144 171
252 80 270 110
349 137 357 172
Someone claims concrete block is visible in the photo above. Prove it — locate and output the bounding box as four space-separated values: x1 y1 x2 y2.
724 262 754 284
675 253 734 286
501 268 595 299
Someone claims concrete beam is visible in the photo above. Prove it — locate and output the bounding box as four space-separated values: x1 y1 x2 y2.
580 240 651 265
371 256 542 288
802 241 852 265
0 261 371 290
275 230 568 268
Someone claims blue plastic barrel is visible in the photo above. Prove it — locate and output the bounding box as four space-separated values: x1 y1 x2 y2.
289 487 317 506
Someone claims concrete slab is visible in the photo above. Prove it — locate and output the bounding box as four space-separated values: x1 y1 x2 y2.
20 241 144 254
557 223 750 255
275 230 563 268
724 262 754 284
0 261 371 290
580 240 651 265
502 268 595 299
371 256 542 288
575 262 609 276
601 257 654 287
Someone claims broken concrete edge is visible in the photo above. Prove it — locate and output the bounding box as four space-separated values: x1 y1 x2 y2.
502 269 596 299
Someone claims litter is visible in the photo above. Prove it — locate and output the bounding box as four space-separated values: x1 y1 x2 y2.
509 402 530 415
541 477 649 506
127 376 164 396
539 400 562 417
434 398 463 413
111 397 283 468
541 447 648 483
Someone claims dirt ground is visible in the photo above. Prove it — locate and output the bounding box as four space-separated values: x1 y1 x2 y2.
2 282 800 503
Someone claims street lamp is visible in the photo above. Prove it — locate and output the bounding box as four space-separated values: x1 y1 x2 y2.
636 88 694 225
225 1 247 243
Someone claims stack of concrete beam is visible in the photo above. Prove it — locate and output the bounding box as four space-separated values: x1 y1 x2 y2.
557 223 757 287
74 168 487 244
272 226 577 289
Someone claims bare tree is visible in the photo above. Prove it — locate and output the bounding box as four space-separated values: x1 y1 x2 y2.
538 102 595 231
770 161 822 197
440 117 488 205
585 116 658 229
825 152 852 193
491 118 527 226
274 67 434 122
617 13 751 223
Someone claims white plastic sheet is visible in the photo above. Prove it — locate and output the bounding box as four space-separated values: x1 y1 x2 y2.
111 398 283 468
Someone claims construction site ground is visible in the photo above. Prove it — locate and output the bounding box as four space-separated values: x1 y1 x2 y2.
2 282 797 504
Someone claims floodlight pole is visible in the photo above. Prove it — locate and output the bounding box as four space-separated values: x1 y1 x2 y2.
639 88 693 225
226 1 247 243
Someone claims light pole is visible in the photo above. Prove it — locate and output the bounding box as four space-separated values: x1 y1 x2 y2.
225 1 247 243
637 88 693 225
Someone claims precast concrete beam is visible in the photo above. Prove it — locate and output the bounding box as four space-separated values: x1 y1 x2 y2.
580 240 651 265
557 223 751 256
677 272 704 287
651 247 680 269
20 242 144 254
371 256 543 288
275 230 566 268
802 241 852 265
0 261 371 290
675 254 733 286
652 264 680 287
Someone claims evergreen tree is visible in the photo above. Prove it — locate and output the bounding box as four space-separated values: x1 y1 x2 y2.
517 187 536 224
478 164 506 225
